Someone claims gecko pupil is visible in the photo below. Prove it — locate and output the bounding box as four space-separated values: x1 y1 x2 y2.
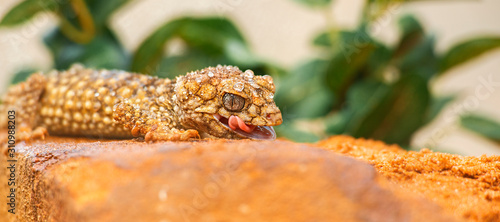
223 93 245 111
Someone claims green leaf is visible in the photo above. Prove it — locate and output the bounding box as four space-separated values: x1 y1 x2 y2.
325 30 376 96
155 50 228 79
325 112 348 135
131 18 186 73
372 74 430 145
154 46 272 79
291 0 332 8
345 80 386 111
275 59 334 119
132 17 250 74
461 115 500 141
10 68 37 85
224 39 260 66
397 36 438 80
343 74 430 146
56 0 130 34
340 80 390 135
44 27 128 70
288 87 335 119
87 0 130 28
424 95 455 124
316 29 391 81
312 30 340 48
178 17 246 56
393 14 424 59
313 31 331 48
312 29 361 49
439 37 500 73
0 0 56 27
365 42 392 79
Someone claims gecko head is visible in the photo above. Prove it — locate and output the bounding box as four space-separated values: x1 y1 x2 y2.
174 65 282 140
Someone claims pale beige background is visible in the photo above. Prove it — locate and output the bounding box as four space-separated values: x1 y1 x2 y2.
1 0 499 155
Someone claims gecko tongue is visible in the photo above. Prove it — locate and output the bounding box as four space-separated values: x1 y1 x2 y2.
228 115 255 133
213 114 276 140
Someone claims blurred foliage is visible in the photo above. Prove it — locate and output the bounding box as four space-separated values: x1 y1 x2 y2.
1 0 500 147
274 0 500 146
461 115 500 143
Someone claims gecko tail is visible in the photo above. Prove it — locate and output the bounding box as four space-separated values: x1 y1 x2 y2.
0 72 47 129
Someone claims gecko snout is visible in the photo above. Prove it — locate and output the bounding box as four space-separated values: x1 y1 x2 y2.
265 112 283 126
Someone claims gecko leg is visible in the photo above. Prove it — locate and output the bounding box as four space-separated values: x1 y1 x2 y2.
17 125 49 141
113 100 199 141
145 127 199 142
0 73 48 142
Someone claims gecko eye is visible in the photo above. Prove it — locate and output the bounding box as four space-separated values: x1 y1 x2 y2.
223 93 245 111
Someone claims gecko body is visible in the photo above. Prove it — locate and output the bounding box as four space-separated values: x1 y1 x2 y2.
0 64 282 141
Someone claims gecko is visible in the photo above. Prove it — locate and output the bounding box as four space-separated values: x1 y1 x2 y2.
0 64 282 142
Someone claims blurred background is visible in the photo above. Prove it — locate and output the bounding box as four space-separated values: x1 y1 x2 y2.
0 0 499 155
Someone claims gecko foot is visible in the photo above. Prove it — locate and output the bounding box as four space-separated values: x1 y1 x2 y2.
145 128 200 142
17 126 49 142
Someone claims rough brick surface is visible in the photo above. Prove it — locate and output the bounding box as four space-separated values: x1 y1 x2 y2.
1 136 460 222
316 136 500 222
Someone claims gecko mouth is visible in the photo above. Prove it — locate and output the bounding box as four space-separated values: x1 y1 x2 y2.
213 114 276 140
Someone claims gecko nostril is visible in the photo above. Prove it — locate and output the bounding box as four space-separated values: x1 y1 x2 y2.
266 114 271 119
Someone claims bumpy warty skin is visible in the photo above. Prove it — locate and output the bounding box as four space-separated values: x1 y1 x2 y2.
0 64 283 141
175 66 282 139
